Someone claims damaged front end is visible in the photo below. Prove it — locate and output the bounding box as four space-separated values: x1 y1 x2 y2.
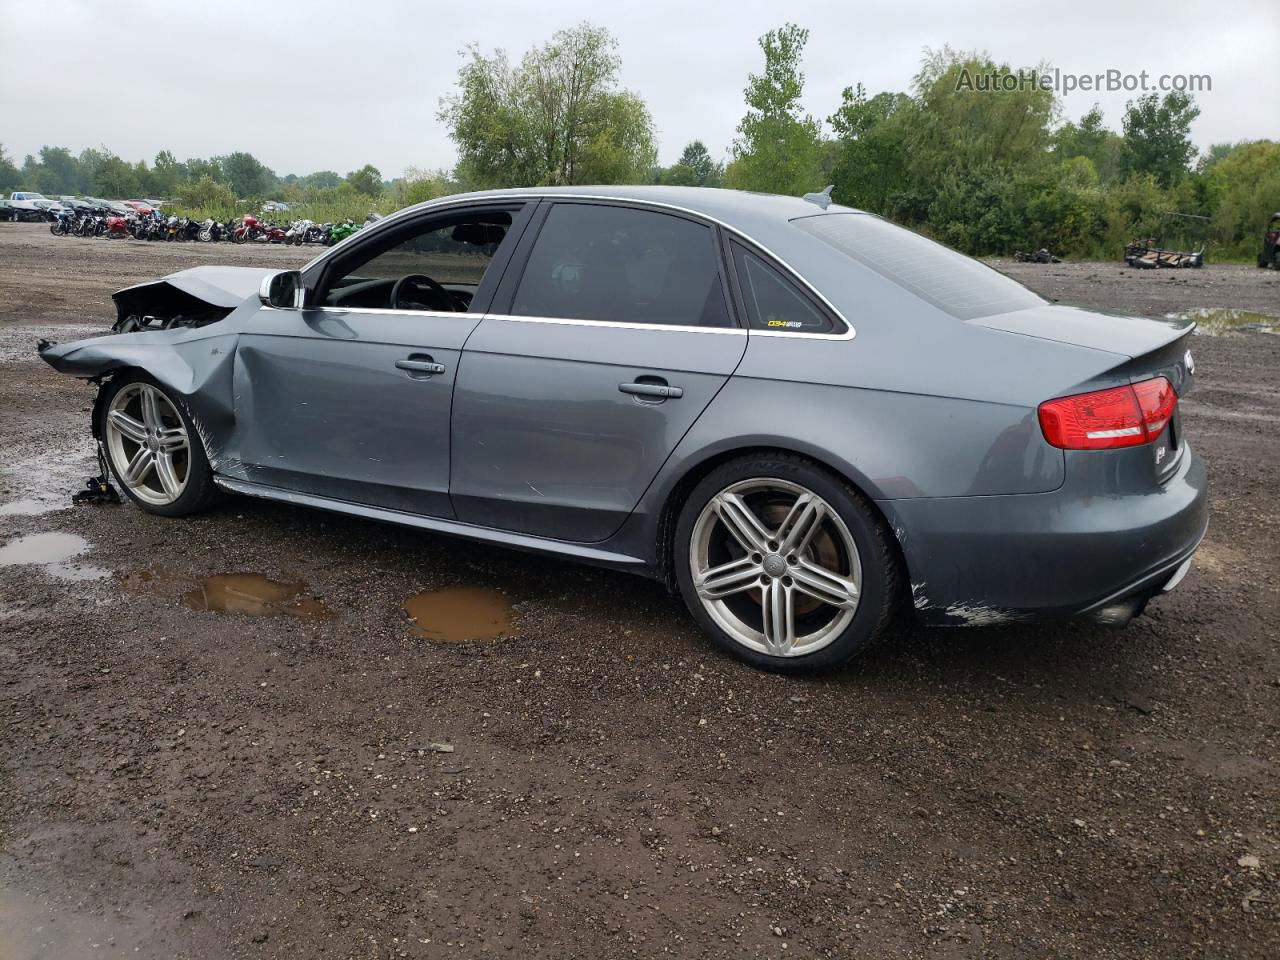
36 264 277 475
110 265 278 332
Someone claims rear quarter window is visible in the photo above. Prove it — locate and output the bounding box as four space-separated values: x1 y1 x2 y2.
731 243 835 334
793 213 1043 320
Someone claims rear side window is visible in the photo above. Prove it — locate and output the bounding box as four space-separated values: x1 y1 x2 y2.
511 203 732 327
794 213 1043 320
732 243 834 334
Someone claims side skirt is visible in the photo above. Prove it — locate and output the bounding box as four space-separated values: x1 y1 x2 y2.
212 476 651 574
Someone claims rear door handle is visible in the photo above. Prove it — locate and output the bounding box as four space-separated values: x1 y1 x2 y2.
396 357 446 377
619 380 683 400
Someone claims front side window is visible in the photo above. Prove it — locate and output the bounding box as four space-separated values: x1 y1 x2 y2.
321 209 516 312
510 203 731 328
731 244 835 334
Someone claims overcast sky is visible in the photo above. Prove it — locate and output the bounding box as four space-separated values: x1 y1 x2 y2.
3 0 1275 179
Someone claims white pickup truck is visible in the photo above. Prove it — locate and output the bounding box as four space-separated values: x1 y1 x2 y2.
9 191 66 221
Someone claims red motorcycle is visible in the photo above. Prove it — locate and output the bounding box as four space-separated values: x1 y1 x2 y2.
232 215 289 244
232 214 265 243
103 215 131 239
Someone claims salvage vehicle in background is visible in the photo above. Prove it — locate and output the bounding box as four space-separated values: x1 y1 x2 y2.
1258 212 1280 269
38 186 1207 672
9 191 54 221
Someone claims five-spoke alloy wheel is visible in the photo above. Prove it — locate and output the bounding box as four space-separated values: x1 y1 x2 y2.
675 455 899 671
99 375 221 516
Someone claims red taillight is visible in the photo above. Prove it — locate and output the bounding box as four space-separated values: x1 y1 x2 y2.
1038 377 1176 450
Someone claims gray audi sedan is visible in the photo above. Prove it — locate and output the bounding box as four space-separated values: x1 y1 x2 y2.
39 186 1208 671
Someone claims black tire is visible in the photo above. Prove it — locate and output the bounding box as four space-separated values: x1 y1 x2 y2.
96 373 224 517
673 453 901 672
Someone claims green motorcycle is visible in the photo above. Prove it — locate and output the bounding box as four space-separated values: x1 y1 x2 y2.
326 219 359 245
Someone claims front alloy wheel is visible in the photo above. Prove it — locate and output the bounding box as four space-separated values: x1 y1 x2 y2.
104 382 191 505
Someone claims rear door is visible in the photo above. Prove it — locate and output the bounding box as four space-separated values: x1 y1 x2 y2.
450 200 746 542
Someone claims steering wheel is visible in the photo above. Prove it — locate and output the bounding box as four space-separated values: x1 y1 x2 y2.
390 274 459 311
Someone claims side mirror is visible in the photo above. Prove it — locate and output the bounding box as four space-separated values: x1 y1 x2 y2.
259 270 304 309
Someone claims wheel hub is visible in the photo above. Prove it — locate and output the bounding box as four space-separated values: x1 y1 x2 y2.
762 553 787 577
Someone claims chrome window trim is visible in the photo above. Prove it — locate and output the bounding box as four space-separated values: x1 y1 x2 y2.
301 191 855 340
483 313 747 336
308 305 478 320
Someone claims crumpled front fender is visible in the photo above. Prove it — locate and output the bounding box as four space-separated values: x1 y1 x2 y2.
39 332 200 390
38 330 242 470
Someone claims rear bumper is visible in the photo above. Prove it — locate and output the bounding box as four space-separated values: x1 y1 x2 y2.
880 444 1208 626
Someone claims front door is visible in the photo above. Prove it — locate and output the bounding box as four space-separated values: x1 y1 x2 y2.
231 203 529 516
450 200 746 541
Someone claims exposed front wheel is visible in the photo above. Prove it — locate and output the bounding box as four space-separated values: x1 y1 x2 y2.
98 375 222 516
674 455 900 672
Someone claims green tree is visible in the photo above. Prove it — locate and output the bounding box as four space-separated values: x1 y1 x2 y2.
150 150 183 197
658 141 724 187
0 144 19 192
298 170 343 189
440 23 657 187
184 157 223 183
346 164 383 196
827 83 914 213
1202 140 1280 257
93 153 141 197
1120 92 1200 187
176 175 238 213
726 23 822 195
215 151 274 198
1053 105 1124 181
34 146 83 194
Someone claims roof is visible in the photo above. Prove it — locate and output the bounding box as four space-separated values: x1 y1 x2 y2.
386 185 863 265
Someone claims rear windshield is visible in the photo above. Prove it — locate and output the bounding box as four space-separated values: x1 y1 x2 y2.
793 213 1043 320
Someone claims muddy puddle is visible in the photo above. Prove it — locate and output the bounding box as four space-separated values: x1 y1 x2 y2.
404 586 513 642
0 499 47 517
0 438 98 517
0 885 162 959
0 531 108 581
1174 308 1280 336
181 573 332 619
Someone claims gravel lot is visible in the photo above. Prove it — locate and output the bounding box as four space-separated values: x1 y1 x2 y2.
1 223 1277 959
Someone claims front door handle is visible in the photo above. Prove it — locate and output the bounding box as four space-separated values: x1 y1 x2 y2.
396 357 446 377
619 380 683 400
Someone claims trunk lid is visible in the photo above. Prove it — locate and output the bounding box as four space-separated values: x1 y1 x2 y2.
970 303 1195 375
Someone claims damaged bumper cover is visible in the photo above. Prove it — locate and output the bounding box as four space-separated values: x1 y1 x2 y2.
881 442 1208 627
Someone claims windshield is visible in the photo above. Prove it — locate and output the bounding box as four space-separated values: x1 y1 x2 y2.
793 213 1044 320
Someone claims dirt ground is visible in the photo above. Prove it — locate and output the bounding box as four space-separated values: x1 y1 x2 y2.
1 223 1277 959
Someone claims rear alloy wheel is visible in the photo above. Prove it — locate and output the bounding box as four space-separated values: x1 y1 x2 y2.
100 376 222 516
675 456 899 671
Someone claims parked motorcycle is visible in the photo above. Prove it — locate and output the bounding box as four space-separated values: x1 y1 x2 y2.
232 214 265 243
103 215 131 239
326 218 358 245
196 218 225 242
284 218 313 245
49 211 75 236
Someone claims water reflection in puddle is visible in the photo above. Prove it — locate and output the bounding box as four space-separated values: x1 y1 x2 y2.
0 531 87 566
181 573 332 619
404 586 513 642
0 532 108 582
1172 308 1280 336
